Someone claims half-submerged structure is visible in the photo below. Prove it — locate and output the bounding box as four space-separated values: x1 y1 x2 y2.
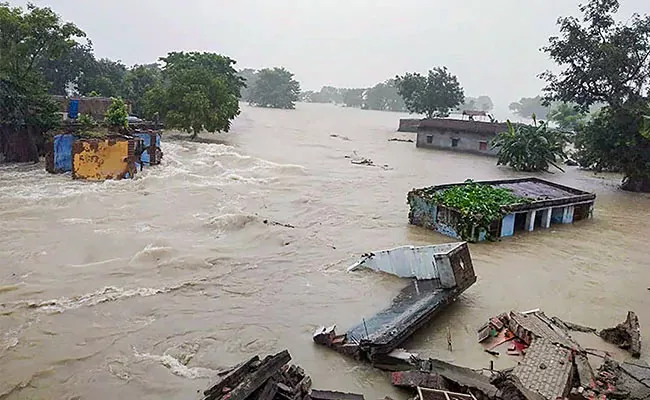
314 243 476 364
408 178 596 242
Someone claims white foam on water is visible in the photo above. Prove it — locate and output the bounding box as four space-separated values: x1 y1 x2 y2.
21 280 201 314
132 348 215 379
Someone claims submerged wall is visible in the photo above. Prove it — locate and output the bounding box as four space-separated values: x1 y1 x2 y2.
72 138 137 181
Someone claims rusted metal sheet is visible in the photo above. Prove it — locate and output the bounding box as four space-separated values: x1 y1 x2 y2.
72 137 138 181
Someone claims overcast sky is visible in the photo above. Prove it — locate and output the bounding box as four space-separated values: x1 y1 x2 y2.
14 0 650 115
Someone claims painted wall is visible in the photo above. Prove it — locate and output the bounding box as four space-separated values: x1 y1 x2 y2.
500 214 516 237
416 129 498 156
408 196 462 239
72 139 135 181
53 134 76 173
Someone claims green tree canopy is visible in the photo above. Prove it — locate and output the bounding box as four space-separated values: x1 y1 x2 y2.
247 67 300 109
0 2 84 130
491 117 569 173
509 96 550 120
123 64 161 117
395 67 464 118
77 58 128 98
547 103 587 132
143 52 244 138
541 0 650 191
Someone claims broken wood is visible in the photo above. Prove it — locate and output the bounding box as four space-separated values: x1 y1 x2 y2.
310 389 365 400
599 311 642 358
203 355 260 398
222 350 292 400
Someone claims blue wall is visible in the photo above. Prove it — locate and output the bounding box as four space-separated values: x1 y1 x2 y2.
500 213 516 237
53 134 76 173
135 132 161 165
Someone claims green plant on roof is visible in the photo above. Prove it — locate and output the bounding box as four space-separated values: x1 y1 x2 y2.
104 97 129 129
77 114 97 132
426 180 529 241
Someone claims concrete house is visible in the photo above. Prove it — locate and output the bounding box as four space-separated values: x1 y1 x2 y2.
408 178 597 242
416 119 507 156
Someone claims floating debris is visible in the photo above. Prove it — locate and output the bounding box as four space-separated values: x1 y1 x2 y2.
201 350 366 400
388 138 414 143
314 243 477 363
330 134 351 141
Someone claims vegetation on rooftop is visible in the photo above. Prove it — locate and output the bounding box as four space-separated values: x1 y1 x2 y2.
414 180 529 241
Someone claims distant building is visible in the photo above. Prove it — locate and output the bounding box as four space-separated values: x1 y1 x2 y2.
52 96 133 121
416 119 507 156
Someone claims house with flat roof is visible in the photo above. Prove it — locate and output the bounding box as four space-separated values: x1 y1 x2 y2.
408 177 596 242
416 119 507 156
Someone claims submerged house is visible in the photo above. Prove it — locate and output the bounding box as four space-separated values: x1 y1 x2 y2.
408 178 596 242
416 119 507 156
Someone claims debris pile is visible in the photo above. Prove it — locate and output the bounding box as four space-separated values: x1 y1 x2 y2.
599 311 641 358
201 350 365 400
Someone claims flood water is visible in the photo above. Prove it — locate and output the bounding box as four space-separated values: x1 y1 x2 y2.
1 103 649 400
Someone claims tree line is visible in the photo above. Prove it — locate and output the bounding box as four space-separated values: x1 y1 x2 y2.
300 80 494 115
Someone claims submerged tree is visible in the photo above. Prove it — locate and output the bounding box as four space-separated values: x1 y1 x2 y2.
395 67 464 118
540 0 650 191
491 117 568 173
247 67 300 109
363 79 405 112
143 52 244 138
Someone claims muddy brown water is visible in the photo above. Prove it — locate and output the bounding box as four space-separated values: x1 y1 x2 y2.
0 103 649 400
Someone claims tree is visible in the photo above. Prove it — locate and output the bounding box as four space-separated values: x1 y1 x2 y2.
143 52 244 138
363 80 406 111
491 117 569 172
342 88 365 108
239 68 258 102
541 0 650 191
547 103 587 132
509 96 550 119
476 96 494 112
247 67 300 109
77 58 128 97
38 41 94 95
457 96 493 112
0 2 84 161
395 67 464 118
123 64 161 116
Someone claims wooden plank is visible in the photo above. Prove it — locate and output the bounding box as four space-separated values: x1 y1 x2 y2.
255 377 279 400
219 350 291 400
203 355 260 398
310 389 365 400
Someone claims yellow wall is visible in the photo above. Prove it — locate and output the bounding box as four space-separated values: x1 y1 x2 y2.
72 139 134 181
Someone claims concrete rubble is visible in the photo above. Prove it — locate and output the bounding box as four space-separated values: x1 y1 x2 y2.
599 311 642 358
